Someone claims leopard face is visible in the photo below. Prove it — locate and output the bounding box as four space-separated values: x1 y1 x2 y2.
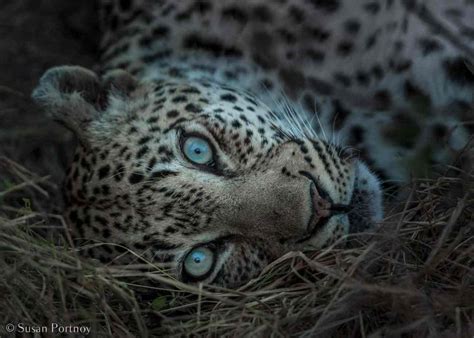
33 66 382 288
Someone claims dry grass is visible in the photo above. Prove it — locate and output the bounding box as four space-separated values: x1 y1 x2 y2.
0 145 473 337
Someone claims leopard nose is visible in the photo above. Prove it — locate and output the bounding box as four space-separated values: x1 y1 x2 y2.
310 181 332 214
301 171 351 233
307 181 332 232
307 181 351 229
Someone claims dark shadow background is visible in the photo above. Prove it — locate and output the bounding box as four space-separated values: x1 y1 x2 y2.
0 0 98 180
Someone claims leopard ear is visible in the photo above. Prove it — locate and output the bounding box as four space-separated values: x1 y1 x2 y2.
32 66 139 147
32 66 101 147
101 69 139 98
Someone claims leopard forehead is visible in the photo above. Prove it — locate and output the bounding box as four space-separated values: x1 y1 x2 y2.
96 79 280 145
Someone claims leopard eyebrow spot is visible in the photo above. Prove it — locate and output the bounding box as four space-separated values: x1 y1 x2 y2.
150 170 178 180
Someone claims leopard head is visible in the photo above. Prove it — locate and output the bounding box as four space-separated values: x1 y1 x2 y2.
33 66 382 287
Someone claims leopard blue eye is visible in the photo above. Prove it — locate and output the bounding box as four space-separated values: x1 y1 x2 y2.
182 136 213 165
184 247 214 278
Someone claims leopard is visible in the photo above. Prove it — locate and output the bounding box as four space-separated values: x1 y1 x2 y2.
32 0 474 288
